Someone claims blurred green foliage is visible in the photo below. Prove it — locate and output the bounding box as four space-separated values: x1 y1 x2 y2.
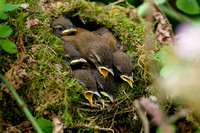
176 0 200 15
0 0 21 54
38 118 53 133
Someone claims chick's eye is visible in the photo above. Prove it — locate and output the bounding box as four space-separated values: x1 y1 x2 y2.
97 85 101 90
97 59 101 65
57 27 64 32
63 56 72 62
97 83 103 90
66 56 72 60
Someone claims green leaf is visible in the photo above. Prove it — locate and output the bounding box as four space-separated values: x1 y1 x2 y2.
3 3 21 12
136 0 167 17
151 45 172 64
0 0 5 12
176 0 200 15
0 24 12 37
0 39 17 54
137 2 149 17
194 127 200 133
0 12 8 20
156 127 164 133
37 118 52 133
160 64 173 77
154 0 167 5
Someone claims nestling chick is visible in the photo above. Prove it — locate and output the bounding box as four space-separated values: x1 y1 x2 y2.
62 40 87 66
93 70 115 103
52 18 88 66
113 51 134 88
51 17 77 37
72 69 101 107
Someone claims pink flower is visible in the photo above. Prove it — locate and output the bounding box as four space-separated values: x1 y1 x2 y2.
173 23 200 60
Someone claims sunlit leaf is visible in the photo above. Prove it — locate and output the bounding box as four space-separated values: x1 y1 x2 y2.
0 12 8 20
3 3 21 12
176 0 200 15
137 2 149 17
0 24 12 37
152 45 172 64
136 0 167 17
38 118 52 133
154 0 167 5
160 64 174 77
0 39 17 54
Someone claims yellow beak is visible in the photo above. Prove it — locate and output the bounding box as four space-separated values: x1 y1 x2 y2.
70 58 87 65
98 67 114 79
62 27 77 34
120 75 133 88
100 92 114 103
84 92 94 107
84 91 101 107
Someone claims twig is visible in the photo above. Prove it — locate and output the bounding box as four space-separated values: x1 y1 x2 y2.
40 44 57 55
25 44 57 55
109 108 118 128
76 123 114 133
107 0 125 6
134 100 149 133
166 109 187 124
165 2 189 22
76 109 83 118
77 107 104 112
88 114 101 126
158 5 191 22
114 96 128 106
0 74 43 133
21 127 33 132
103 108 134 120
123 90 132 102
77 101 101 108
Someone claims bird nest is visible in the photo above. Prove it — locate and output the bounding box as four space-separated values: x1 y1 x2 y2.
1 0 157 132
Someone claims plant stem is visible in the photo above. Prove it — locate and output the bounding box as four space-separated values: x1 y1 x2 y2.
0 74 43 133
159 4 192 22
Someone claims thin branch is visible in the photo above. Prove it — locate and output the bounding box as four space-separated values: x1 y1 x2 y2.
134 100 149 133
108 0 125 6
0 74 43 133
103 108 134 120
88 114 101 126
109 108 118 129
166 109 187 124
25 44 57 55
123 90 132 102
159 5 191 22
76 123 114 133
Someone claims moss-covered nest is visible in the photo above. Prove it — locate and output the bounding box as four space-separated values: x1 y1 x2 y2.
0 0 157 132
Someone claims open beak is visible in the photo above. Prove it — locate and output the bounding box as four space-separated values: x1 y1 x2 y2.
84 91 101 107
62 27 77 34
93 91 101 97
98 67 114 79
70 58 87 65
120 75 133 88
100 92 114 103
